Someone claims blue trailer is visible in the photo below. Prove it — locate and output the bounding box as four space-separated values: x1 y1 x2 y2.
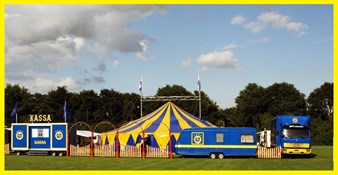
11 123 68 156
175 127 257 159
271 116 311 155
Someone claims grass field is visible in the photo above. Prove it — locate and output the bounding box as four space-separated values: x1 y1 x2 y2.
5 146 333 170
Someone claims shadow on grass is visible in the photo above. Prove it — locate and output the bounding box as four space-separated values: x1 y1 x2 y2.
282 154 316 159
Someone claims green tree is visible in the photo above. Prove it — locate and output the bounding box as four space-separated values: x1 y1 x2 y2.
46 86 71 122
263 82 306 116
307 82 333 120
235 83 265 129
307 82 333 145
72 90 99 124
5 84 32 125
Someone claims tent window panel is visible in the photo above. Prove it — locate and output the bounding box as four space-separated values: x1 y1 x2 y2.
216 133 224 143
241 134 254 143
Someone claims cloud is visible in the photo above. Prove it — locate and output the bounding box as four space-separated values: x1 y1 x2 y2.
5 5 167 92
312 37 333 45
112 59 120 68
196 50 240 71
92 76 105 83
222 44 238 50
180 59 192 69
135 39 149 60
57 77 81 89
6 76 81 93
93 62 106 73
231 15 246 25
231 11 308 35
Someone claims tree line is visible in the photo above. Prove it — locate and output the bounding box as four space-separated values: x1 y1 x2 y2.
5 82 333 145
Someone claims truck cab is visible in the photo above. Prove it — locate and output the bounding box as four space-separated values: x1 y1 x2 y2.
271 116 311 155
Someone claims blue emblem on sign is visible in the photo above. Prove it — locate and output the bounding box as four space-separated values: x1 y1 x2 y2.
55 130 63 140
192 132 204 145
16 130 24 140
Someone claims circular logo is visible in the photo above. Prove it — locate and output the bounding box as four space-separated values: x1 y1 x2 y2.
16 131 24 140
292 118 298 123
55 131 63 140
193 135 202 144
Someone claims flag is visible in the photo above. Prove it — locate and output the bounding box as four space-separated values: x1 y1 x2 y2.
10 102 18 122
197 73 201 90
139 76 143 91
64 100 71 121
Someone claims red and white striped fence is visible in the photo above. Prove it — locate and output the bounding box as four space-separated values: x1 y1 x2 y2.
257 146 282 159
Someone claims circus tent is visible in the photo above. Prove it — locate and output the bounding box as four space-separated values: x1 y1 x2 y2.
100 102 215 149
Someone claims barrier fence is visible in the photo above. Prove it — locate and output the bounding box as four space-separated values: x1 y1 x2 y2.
120 145 142 158
145 145 169 158
257 146 282 159
70 145 91 157
5 144 9 154
69 144 169 158
94 144 116 157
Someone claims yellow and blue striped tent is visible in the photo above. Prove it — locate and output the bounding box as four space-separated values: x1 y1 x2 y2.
101 102 215 148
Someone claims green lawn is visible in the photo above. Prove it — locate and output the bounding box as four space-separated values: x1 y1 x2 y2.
5 146 333 170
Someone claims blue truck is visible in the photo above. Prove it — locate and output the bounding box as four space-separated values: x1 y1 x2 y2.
11 123 68 156
271 116 311 155
174 127 257 159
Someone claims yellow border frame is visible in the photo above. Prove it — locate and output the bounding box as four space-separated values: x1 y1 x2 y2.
1 1 335 175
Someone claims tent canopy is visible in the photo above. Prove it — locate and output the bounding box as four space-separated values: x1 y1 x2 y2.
101 102 215 148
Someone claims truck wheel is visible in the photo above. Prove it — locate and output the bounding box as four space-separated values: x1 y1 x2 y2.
59 152 63 156
210 153 217 159
52 152 56 156
218 153 224 159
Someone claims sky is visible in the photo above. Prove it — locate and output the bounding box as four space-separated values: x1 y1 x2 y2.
5 5 333 109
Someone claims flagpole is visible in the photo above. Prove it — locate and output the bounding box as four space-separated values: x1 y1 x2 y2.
140 75 143 118
16 113 18 123
64 100 67 123
198 73 201 119
140 91 143 118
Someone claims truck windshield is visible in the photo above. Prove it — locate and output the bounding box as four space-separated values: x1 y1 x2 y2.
283 128 310 138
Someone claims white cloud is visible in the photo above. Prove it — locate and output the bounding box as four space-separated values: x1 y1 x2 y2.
5 5 167 93
179 59 192 69
231 15 246 25
232 11 308 36
222 44 238 50
6 76 81 93
196 50 240 71
57 77 80 89
112 59 120 68
135 39 149 60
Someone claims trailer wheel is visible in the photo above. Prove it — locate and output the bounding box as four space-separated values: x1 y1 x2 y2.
218 153 224 159
210 153 217 159
52 152 56 156
59 152 63 156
